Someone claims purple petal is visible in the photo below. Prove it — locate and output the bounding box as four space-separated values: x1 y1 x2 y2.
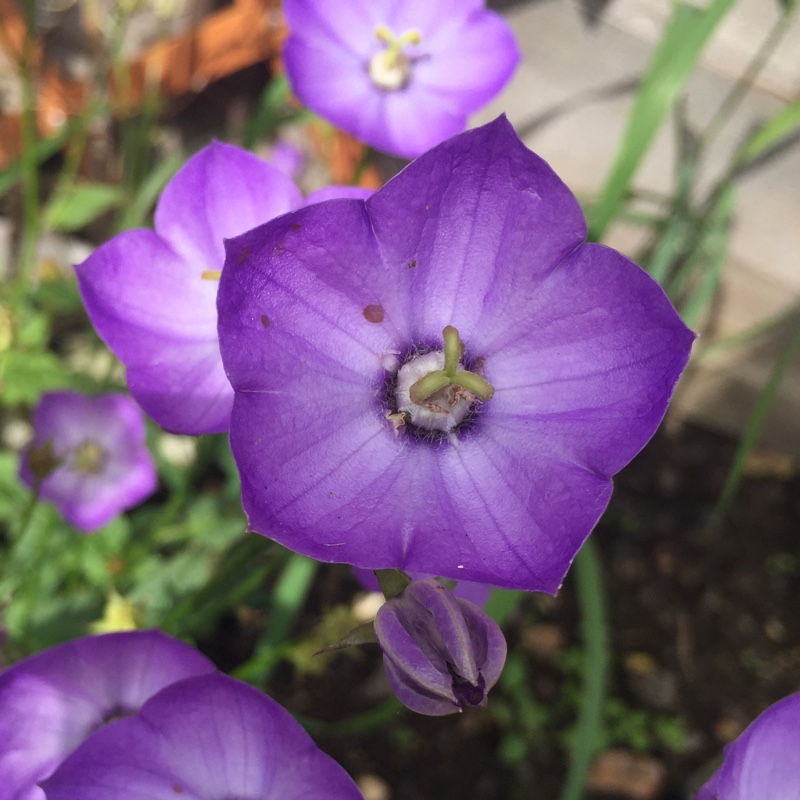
714 692 800 800
364 116 587 342
42 673 363 800
155 141 303 270
0 631 214 800
486 243 695 476
305 186 375 205
19 393 157 532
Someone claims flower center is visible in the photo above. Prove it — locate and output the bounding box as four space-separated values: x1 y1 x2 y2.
393 326 494 435
368 24 421 91
71 439 107 475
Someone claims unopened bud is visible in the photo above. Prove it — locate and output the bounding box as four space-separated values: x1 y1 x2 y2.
374 579 506 716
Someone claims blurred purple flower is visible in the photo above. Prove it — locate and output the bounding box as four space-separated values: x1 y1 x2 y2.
696 692 800 800
268 140 305 179
283 0 520 158
0 630 215 800
19 392 157 532
217 116 694 592
42 672 364 800
75 142 303 435
374 579 505 715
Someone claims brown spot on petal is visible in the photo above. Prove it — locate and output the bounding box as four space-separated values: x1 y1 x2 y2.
236 246 251 265
172 785 184 794
363 304 384 324
260 314 270 329
407 259 417 269
291 223 302 231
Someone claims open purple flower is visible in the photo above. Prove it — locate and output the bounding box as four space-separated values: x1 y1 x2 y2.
374 579 506 716
283 0 520 159
217 116 694 592
0 630 215 800
696 692 800 800
19 391 157 532
42 672 364 800
75 142 303 434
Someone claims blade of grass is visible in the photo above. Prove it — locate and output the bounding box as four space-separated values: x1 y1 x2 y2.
704 322 800 535
233 554 319 684
733 97 800 173
559 540 610 800
588 0 736 241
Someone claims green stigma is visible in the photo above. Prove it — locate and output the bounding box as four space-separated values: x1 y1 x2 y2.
393 326 494 436
408 326 494 406
369 25 422 91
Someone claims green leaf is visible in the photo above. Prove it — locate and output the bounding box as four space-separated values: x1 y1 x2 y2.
0 349 81 406
588 0 737 241
43 182 124 232
734 97 800 171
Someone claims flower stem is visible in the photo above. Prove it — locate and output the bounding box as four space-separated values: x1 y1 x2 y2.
14 0 41 311
699 6 796 153
559 539 610 800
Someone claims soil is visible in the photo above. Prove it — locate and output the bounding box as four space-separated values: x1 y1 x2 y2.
262 422 800 800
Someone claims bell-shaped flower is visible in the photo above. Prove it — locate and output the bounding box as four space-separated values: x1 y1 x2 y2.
696 692 800 800
217 116 694 592
0 630 215 800
19 391 157 532
373 579 506 716
41 672 364 800
283 0 520 159
75 142 303 435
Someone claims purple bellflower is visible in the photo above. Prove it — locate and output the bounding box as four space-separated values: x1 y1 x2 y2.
696 692 800 800
75 142 303 435
282 0 520 159
217 116 694 592
42 672 364 800
19 391 157 532
374 578 506 715
0 630 215 800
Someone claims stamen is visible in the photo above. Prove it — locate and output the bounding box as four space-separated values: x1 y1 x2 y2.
201 270 221 281
72 439 107 475
369 25 422 92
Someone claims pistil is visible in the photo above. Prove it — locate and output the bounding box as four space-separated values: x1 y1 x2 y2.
394 326 494 435
368 25 421 91
72 439 107 475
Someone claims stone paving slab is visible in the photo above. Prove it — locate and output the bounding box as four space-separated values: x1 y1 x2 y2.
478 0 800 455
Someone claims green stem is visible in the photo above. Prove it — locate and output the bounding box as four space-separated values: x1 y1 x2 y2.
559 539 610 800
14 0 41 311
699 7 796 153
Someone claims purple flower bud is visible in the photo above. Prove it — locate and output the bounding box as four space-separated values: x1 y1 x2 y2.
696 692 800 800
19 392 157 532
374 579 506 715
0 630 215 800
41 673 364 800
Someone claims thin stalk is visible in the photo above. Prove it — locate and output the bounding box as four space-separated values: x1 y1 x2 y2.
699 7 796 153
14 0 41 310
559 540 610 800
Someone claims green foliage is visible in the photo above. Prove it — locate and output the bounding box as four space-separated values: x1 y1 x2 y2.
588 0 737 241
43 183 125 233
